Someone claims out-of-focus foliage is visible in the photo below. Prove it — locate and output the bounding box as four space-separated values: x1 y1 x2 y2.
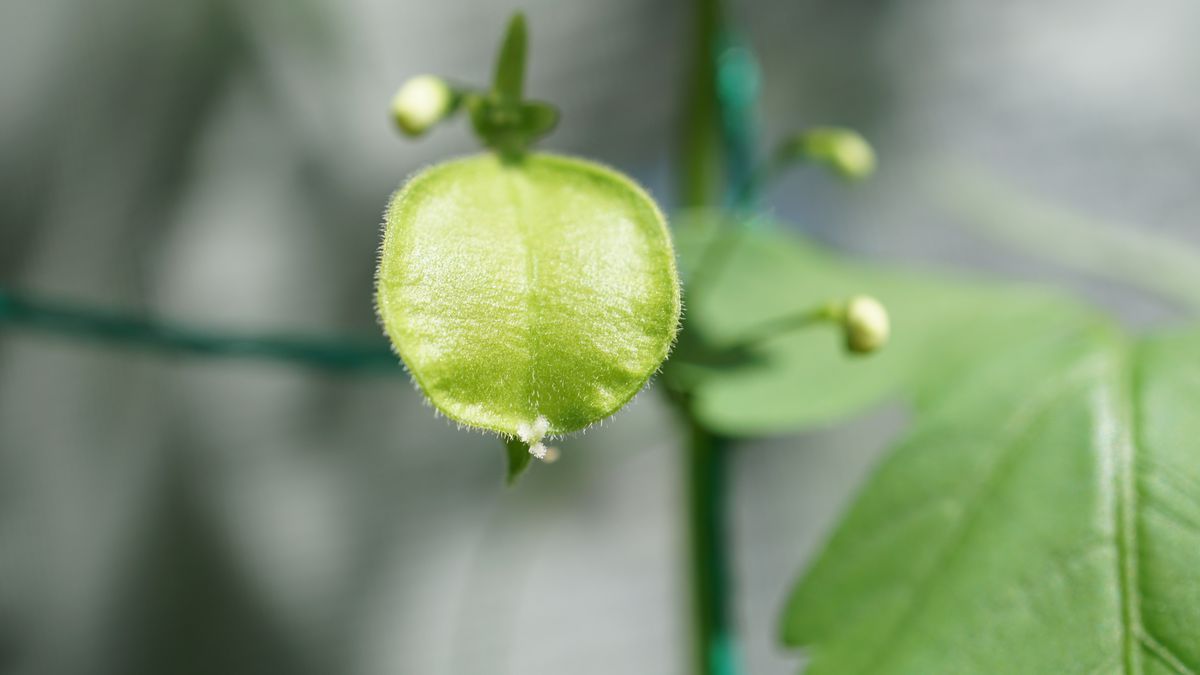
668 213 1088 435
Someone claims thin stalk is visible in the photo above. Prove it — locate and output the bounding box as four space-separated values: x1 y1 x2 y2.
685 415 739 675
678 0 722 209
932 163 1200 313
0 288 398 372
718 303 839 353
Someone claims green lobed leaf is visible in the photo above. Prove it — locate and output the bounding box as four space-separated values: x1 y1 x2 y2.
781 324 1200 674
672 214 1200 671
376 152 680 438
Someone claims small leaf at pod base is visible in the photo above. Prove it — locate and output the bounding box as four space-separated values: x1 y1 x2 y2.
376 152 681 441
504 437 533 484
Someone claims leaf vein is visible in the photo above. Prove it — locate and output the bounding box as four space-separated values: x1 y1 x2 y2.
1114 348 1144 675
1140 631 1198 675
852 365 1092 674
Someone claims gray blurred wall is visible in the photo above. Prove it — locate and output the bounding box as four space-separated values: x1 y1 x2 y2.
2 0 1198 674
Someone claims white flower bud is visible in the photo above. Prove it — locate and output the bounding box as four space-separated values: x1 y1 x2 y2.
826 131 875 181
391 75 456 137
785 127 876 181
842 295 889 354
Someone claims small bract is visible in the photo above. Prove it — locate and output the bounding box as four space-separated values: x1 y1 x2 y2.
377 153 681 439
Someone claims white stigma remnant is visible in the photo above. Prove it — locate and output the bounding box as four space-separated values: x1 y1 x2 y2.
517 415 551 461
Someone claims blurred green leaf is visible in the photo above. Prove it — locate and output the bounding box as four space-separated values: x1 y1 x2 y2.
781 325 1200 674
519 100 559 138
668 212 1092 435
467 96 560 154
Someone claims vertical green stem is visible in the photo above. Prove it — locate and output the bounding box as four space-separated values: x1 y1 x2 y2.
674 0 752 672
685 416 739 675
678 0 722 209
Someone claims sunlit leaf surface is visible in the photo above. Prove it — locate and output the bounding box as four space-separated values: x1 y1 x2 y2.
782 324 1200 674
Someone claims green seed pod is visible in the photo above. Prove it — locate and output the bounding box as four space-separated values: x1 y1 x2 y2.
842 295 890 354
390 75 457 137
376 153 681 441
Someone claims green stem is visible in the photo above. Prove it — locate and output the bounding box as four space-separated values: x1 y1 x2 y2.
674 0 748 672
718 302 839 353
685 416 739 675
678 0 722 209
932 163 1200 313
0 288 398 372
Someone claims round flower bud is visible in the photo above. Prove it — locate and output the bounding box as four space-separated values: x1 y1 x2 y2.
391 75 456 137
786 127 876 181
826 130 876 181
843 295 889 354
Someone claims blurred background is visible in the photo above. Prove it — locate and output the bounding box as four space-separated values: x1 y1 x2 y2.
2 0 1198 673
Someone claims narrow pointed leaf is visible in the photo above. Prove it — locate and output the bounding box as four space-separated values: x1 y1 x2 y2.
505 437 533 485
493 13 527 101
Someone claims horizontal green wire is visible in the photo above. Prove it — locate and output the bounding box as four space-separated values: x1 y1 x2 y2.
0 287 401 373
